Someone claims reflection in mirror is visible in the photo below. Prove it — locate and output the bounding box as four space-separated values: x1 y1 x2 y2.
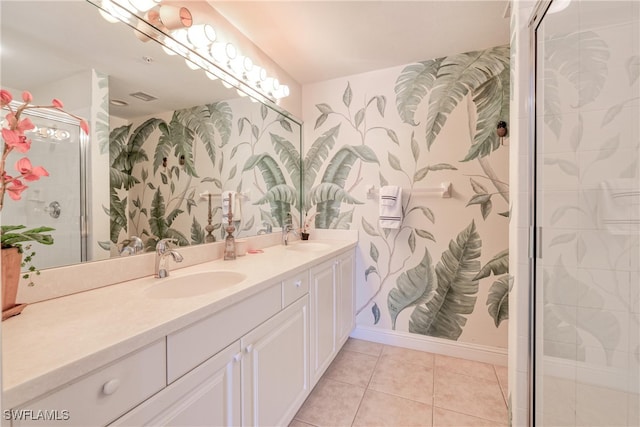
0 0 302 272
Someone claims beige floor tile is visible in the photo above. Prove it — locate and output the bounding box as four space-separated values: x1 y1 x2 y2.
433 407 508 427
435 354 497 380
294 378 365 427
494 364 509 401
434 370 508 423
369 353 434 403
289 419 317 427
342 338 384 357
381 345 435 367
353 389 433 427
323 349 378 387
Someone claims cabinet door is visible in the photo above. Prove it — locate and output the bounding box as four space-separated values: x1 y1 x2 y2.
110 342 242 427
336 250 355 347
309 259 337 384
241 296 309 427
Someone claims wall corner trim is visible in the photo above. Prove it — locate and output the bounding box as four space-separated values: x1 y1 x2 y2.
350 325 508 366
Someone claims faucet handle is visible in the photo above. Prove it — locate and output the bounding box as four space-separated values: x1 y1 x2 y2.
157 238 177 253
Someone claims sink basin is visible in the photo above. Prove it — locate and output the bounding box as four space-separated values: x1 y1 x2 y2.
286 242 332 252
146 271 247 299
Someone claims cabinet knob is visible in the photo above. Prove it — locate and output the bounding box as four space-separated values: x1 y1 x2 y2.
245 344 254 353
102 379 120 395
294 280 302 288
233 352 243 362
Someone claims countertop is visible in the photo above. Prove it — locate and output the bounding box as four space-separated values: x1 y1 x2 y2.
2 238 357 409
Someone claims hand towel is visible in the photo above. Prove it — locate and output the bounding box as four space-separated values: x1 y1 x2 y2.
598 179 640 235
379 185 402 229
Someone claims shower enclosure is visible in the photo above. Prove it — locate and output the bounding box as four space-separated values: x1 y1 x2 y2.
2 107 87 270
532 0 639 425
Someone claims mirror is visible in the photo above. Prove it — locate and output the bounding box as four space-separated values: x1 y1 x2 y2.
0 0 302 270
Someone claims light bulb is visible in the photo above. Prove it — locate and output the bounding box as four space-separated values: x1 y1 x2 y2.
230 55 253 77
210 42 236 63
247 65 266 84
187 24 216 48
98 0 120 23
205 71 219 81
273 84 290 99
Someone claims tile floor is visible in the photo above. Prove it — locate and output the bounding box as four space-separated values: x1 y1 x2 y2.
291 338 509 427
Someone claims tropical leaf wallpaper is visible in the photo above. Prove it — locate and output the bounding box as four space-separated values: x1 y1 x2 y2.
109 98 300 252
303 45 511 347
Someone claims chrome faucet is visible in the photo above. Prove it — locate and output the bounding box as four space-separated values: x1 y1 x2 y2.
282 213 299 246
155 238 184 278
119 236 143 256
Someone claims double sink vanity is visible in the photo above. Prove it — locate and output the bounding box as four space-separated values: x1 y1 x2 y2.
2 235 357 426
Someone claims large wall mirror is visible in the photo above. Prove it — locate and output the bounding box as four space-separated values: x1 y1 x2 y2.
1 0 302 271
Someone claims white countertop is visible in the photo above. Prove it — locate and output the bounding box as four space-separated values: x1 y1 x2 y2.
2 238 357 409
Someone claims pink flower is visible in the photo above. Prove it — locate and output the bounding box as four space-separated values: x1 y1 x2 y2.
0 89 12 107
21 91 33 103
16 117 34 133
80 119 90 135
5 177 28 201
2 129 32 153
15 158 48 182
52 98 64 109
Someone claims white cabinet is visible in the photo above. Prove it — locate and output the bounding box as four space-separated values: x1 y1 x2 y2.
309 258 337 384
112 282 311 427
241 295 309 427
15 340 166 427
309 250 355 385
336 250 355 348
110 342 242 426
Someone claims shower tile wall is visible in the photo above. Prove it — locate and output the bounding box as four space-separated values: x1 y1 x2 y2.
535 1 639 426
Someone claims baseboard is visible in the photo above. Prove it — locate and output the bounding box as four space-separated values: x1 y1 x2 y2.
350 325 508 366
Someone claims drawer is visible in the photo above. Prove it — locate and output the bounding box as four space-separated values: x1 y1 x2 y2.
282 271 309 307
167 283 281 383
14 340 166 427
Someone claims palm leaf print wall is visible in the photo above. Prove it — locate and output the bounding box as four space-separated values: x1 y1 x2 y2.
304 45 510 347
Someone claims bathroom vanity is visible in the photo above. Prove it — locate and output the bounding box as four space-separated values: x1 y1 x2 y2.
2 238 356 426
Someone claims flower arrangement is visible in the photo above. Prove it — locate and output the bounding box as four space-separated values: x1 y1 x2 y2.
300 212 315 239
0 88 89 284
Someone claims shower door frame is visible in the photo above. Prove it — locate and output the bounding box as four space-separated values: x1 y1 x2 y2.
6 103 89 264
528 1 552 426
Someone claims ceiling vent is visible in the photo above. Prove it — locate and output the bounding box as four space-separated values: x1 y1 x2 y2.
129 91 158 102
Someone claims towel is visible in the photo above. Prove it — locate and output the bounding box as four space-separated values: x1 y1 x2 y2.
379 185 402 229
221 190 242 220
598 179 640 235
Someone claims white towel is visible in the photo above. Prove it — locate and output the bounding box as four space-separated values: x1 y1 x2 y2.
379 185 402 229
598 179 640 235
221 190 242 220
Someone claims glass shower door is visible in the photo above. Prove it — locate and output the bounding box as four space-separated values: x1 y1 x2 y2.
2 112 84 270
534 0 639 425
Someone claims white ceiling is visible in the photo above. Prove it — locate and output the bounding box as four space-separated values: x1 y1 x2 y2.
210 1 511 85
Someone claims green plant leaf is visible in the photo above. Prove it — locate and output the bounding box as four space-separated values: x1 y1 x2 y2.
414 167 429 182
388 152 402 171
355 108 365 129
470 178 488 194
480 199 492 220
174 103 219 167
315 145 378 228
474 249 509 280
365 266 377 281
386 129 399 145
370 242 379 263
328 209 354 229
372 303 381 325
395 59 443 125
388 249 436 329
343 82 352 107
191 217 205 244
303 124 341 210
425 46 509 149
149 188 168 239
361 217 379 237
375 95 386 117
410 132 420 161
408 206 435 223
261 103 268 120
408 230 416 253
242 153 289 226
207 102 232 147
254 184 298 205
467 194 491 206
415 229 435 241
409 221 481 340
271 133 301 192
487 275 510 327
308 183 363 205
463 66 510 162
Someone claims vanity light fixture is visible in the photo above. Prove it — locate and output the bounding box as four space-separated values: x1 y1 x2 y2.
94 0 290 101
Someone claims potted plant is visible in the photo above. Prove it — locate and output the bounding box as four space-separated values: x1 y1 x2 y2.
0 89 89 319
300 213 315 240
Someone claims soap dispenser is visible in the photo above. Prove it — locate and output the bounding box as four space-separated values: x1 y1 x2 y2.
223 193 236 260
